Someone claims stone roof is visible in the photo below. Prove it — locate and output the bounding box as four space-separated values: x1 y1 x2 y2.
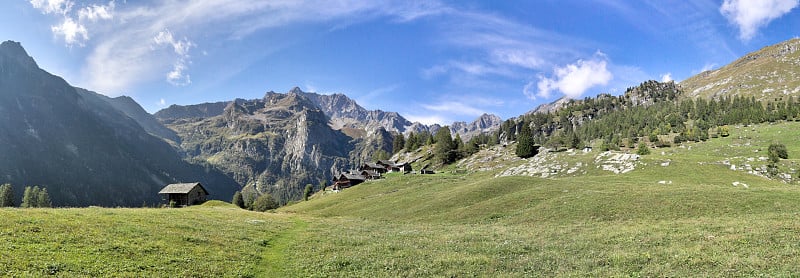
158 182 207 194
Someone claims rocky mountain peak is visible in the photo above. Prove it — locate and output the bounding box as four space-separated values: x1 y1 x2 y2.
0 40 38 71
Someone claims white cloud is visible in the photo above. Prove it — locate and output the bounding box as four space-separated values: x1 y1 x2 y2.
51 17 88 46
158 98 167 107
78 1 115 22
153 30 195 86
535 52 613 100
31 0 114 47
660 73 673 82
166 60 191 86
29 0 73 15
34 0 442 95
405 114 449 126
720 0 799 41
422 101 485 117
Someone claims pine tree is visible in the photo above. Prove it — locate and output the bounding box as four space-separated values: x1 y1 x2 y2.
232 191 244 208
453 133 465 160
244 191 256 210
434 127 455 164
516 121 537 158
22 186 35 208
37 187 51 208
392 133 405 154
0 184 14 207
404 132 418 151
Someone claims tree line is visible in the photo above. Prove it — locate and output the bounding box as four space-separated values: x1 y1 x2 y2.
0 184 52 208
390 80 800 165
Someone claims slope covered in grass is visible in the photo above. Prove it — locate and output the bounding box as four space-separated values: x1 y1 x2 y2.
276 121 800 276
0 205 295 277
4 122 800 276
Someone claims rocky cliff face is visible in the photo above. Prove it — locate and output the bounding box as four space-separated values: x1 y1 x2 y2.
294 87 501 140
450 113 503 141
163 91 353 203
0 41 239 206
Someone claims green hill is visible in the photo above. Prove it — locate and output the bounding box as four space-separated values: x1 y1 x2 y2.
5 122 800 276
681 38 800 101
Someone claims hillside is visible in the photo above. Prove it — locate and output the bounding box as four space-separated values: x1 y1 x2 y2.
277 121 800 276
681 38 800 101
0 41 239 206
5 121 799 276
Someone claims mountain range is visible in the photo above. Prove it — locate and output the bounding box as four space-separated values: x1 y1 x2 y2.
0 41 238 206
2 37 800 206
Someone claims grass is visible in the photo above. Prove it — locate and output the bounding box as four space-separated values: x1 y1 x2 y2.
0 206 294 277
4 121 800 276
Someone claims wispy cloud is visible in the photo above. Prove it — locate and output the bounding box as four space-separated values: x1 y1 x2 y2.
30 0 444 95
422 101 485 117
51 17 88 46
660 73 673 82
720 0 799 41
30 0 115 47
153 29 194 86
533 52 613 100
78 1 115 22
29 0 73 15
427 10 587 81
404 114 449 126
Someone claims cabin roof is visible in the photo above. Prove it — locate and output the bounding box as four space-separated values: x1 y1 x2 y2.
341 173 366 181
158 182 208 194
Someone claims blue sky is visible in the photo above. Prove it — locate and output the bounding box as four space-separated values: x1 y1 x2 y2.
2 0 799 125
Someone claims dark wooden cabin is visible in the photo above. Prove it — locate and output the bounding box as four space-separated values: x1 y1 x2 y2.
333 173 366 190
159 182 209 207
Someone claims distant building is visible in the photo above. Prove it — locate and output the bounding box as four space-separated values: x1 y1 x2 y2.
158 182 209 207
377 160 413 173
360 162 387 174
332 173 366 191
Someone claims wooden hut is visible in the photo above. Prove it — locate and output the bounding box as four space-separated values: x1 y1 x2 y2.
158 182 209 207
332 173 366 190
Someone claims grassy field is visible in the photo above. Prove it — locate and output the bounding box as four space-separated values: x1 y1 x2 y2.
0 201 296 277
4 122 800 276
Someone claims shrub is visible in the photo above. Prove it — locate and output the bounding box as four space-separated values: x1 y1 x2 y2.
303 184 313 201
252 194 278 212
232 191 244 208
636 142 651 155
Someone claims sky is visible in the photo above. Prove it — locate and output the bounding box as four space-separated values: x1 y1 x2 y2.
1 0 799 125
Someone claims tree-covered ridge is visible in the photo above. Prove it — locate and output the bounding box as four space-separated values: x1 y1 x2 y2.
499 80 800 154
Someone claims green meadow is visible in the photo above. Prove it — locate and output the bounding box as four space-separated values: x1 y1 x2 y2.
4 122 800 276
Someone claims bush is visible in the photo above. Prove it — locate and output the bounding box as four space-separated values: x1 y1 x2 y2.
636 142 651 155
232 191 244 209
303 184 313 201
768 143 788 160
252 194 278 212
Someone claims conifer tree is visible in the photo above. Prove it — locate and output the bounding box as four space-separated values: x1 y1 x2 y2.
404 132 418 151
434 127 456 164
0 184 14 207
515 121 537 158
37 187 51 208
392 133 405 154
22 186 34 208
232 191 244 208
